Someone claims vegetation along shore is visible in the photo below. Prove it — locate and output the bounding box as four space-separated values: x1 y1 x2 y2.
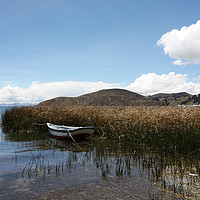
2 105 200 155
2 89 200 155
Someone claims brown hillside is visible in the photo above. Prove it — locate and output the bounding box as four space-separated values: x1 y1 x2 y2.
151 92 191 99
38 88 164 106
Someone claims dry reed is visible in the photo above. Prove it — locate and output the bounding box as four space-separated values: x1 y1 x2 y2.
1 105 200 153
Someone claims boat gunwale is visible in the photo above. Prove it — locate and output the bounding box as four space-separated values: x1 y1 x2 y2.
47 122 94 133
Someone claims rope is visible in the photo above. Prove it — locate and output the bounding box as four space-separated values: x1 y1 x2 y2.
67 130 77 144
67 130 139 200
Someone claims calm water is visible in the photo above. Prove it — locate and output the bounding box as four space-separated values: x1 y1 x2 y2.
0 106 199 199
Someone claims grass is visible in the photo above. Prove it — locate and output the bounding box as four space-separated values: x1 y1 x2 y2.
1 105 200 154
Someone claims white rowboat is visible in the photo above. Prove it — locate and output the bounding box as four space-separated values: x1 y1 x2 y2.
47 123 94 139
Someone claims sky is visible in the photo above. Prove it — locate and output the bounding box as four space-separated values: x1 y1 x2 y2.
1 0 200 104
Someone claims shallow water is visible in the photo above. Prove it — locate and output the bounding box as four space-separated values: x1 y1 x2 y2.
0 106 199 199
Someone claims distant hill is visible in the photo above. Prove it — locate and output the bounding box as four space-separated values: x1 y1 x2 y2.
151 92 191 99
150 92 193 106
38 89 164 107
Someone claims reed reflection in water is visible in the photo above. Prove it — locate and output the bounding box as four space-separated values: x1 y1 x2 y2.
0 127 199 199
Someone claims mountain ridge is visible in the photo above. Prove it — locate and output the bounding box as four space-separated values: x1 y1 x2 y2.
150 92 191 99
38 89 195 107
38 88 163 106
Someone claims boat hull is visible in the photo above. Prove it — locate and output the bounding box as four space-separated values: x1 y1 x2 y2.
47 123 94 139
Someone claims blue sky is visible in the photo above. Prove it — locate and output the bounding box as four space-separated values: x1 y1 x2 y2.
1 0 200 104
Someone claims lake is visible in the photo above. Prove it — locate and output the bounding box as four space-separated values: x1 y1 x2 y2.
0 106 199 199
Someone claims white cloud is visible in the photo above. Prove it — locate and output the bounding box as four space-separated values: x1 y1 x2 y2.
0 81 120 104
1 73 200 104
127 72 200 95
172 60 188 66
157 20 200 66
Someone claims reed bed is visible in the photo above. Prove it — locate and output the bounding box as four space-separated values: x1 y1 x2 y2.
1 105 200 154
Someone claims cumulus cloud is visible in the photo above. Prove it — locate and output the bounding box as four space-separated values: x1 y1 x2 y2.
0 81 120 104
127 72 200 95
1 73 200 104
157 20 200 66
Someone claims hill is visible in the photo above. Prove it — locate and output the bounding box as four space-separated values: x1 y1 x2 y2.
151 92 191 99
150 92 193 106
38 89 164 107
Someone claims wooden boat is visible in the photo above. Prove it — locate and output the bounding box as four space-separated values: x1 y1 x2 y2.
47 122 94 139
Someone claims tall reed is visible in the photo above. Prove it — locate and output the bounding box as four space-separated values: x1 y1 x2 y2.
2 105 200 154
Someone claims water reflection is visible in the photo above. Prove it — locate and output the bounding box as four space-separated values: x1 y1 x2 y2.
143 152 200 199
1 127 200 199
